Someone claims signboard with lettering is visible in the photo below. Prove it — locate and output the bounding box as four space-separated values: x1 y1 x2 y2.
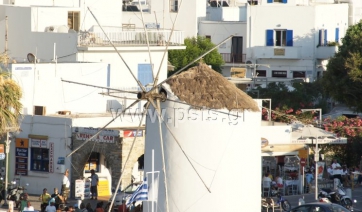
41 140 48 148
0 144 3 154
73 127 119 143
123 130 144 138
15 147 28 176
15 138 29 148
49 142 54 173
31 139 41 148
291 137 347 144
274 48 285 56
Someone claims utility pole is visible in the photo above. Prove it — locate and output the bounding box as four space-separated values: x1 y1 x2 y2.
3 127 18 207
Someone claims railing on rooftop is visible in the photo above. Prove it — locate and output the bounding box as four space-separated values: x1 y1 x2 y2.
77 26 184 47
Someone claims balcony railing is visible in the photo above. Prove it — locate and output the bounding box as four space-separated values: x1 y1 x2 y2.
78 28 184 47
221 53 246 63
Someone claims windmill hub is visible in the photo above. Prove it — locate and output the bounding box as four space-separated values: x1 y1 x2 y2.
137 91 167 102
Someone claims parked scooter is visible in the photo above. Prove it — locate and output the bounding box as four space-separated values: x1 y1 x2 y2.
261 190 291 211
318 182 355 211
7 181 26 208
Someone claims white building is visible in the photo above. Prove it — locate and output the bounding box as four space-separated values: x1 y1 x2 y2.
199 0 354 89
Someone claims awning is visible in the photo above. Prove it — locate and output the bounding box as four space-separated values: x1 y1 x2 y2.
291 122 347 144
261 144 306 156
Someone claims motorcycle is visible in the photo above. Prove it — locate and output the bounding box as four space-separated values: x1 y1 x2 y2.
261 190 291 211
318 183 354 211
7 181 26 208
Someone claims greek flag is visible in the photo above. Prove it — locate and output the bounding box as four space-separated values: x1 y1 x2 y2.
127 177 148 206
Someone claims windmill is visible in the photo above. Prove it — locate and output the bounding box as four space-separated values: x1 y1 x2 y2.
64 3 263 212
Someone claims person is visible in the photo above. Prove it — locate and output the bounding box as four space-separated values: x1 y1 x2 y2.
267 171 273 181
342 165 350 186
19 193 29 212
85 203 93 212
65 206 74 212
39 188 51 212
275 175 283 188
80 203 88 212
61 169 70 203
23 201 34 211
306 170 314 185
327 165 334 180
51 187 64 209
332 159 343 183
263 173 272 183
118 200 129 212
89 169 99 200
45 198 57 212
95 202 104 212
74 204 81 212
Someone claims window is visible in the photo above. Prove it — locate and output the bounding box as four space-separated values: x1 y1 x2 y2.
266 29 293 46
205 35 211 40
318 29 327 46
335 28 339 43
170 0 178 12
138 154 144 170
84 152 100 173
138 64 154 89
292 71 305 78
267 0 287 3
31 148 49 172
256 70 266 77
272 70 287 78
68 11 80 32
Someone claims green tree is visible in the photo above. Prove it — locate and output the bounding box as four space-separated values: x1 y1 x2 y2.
322 20 362 112
0 53 22 134
168 36 224 76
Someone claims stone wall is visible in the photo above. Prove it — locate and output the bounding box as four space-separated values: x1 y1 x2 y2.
70 131 145 195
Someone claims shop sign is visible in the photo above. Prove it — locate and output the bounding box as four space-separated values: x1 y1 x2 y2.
76 133 115 143
15 148 28 157
124 130 143 138
73 127 119 136
31 139 41 147
15 138 29 148
0 144 4 153
49 142 54 173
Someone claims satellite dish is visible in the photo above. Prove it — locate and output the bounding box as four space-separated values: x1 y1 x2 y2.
57 25 68 33
245 60 254 68
27 53 36 63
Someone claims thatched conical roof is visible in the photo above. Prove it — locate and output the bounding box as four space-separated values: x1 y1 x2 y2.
166 63 259 112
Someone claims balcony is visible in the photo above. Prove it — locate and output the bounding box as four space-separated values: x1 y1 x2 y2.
316 46 338 59
252 46 302 59
221 53 246 63
77 26 184 47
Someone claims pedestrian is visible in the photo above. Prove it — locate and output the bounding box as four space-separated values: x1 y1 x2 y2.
95 202 104 212
19 193 29 212
85 203 93 212
45 199 57 212
39 188 51 212
89 169 99 200
129 201 136 212
51 187 63 209
80 203 88 212
61 169 70 204
332 159 343 183
117 200 129 212
23 201 34 211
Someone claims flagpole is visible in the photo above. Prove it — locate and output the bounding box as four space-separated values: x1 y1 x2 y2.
152 149 154 212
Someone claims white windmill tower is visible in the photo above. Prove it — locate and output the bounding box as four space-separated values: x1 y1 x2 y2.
64 3 263 212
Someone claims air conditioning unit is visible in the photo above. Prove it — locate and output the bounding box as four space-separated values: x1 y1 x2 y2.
34 106 46 115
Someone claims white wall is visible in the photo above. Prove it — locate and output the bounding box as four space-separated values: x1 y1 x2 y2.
206 6 247 21
11 63 113 115
144 94 262 211
9 115 72 195
122 0 205 38
261 126 292 144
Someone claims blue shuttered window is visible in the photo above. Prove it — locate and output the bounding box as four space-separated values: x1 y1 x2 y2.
267 0 273 3
286 30 293 46
266 30 274 46
335 28 339 43
137 64 153 90
282 0 288 3
324 30 328 46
